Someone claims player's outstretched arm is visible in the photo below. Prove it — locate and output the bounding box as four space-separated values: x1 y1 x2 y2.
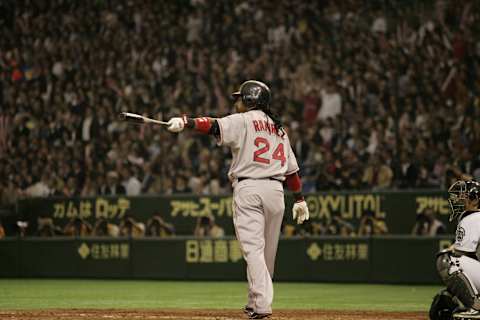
167 116 220 137
286 172 309 224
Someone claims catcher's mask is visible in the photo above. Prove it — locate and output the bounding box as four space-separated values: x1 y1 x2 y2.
448 180 480 222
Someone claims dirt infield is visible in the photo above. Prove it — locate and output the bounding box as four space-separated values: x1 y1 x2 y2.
0 309 426 320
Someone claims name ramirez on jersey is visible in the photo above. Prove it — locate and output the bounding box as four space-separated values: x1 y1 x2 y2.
252 119 283 137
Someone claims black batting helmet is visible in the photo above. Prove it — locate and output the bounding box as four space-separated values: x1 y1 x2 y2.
447 180 480 221
231 80 271 110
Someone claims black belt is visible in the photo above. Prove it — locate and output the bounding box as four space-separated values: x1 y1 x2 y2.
237 177 282 183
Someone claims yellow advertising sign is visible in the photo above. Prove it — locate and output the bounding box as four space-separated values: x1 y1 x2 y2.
77 242 130 260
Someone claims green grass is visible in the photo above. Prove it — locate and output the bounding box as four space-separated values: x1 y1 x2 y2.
0 279 441 312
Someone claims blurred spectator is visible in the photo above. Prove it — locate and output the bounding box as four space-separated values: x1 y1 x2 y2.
411 208 446 236
119 215 145 238
50 176 68 196
16 220 28 237
63 217 92 237
317 82 342 121
80 179 97 197
146 213 175 237
24 172 51 197
362 154 394 190
282 222 297 237
285 220 328 237
174 176 192 194
0 180 20 213
194 215 225 238
357 210 388 236
323 215 356 236
63 176 81 197
332 216 356 236
92 217 120 237
37 217 62 237
121 165 142 196
100 172 126 196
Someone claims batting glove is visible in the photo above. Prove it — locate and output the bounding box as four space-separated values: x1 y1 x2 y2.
167 117 185 133
292 200 309 224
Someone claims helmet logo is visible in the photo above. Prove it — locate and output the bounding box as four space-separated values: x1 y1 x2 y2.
456 226 465 242
250 87 261 99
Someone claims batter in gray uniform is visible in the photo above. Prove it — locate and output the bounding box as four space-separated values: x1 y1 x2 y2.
167 80 310 319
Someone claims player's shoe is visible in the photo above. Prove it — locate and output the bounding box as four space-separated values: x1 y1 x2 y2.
243 306 254 316
453 308 480 319
248 312 271 319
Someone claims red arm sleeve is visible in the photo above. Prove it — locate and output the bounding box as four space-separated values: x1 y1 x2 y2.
182 115 217 135
285 172 304 202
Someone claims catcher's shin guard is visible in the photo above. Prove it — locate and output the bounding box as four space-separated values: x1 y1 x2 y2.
446 271 480 310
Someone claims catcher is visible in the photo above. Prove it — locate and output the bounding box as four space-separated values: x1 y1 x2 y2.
430 180 480 320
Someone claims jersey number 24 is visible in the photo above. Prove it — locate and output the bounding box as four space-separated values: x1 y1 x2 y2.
253 137 286 166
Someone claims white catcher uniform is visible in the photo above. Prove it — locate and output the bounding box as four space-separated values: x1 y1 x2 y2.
450 211 480 295
435 209 480 319
217 110 299 314
431 180 480 319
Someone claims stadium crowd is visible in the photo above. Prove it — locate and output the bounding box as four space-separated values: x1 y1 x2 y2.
1 0 480 209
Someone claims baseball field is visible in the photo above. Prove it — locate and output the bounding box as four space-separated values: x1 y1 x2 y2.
0 279 439 320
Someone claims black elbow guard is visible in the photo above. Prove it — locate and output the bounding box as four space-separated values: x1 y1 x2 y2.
209 120 220 138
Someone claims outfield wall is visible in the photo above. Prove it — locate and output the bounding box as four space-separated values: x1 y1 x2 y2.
15 190 453 236
0 236 451 284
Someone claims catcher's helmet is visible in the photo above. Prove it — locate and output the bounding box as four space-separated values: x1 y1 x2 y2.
447 180 480 222
231 80 271 110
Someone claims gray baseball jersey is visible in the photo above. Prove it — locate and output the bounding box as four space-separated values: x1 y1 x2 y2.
216 110 299 182
216 109 299 314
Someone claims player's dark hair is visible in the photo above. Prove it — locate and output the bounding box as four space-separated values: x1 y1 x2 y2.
263 108 285 137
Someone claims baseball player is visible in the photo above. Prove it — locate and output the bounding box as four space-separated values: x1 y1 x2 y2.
167 80 309 319
430 180 480 320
